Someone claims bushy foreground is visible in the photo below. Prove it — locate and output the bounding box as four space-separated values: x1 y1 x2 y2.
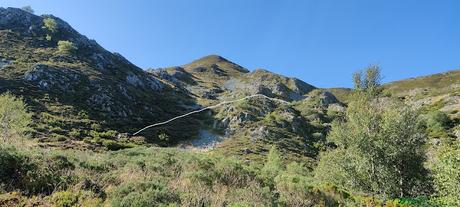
0 143 436 207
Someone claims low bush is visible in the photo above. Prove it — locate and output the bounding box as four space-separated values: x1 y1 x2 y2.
57 41 77 55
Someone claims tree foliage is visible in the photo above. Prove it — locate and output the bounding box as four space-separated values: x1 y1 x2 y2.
43 18 58 41
21 6 34 14
0 93 32 141
316 94 428 198
260 145 284 186
433 141 460 206
57 40 77 55
315 74 429 198
43 18 58 33
353 65 382 94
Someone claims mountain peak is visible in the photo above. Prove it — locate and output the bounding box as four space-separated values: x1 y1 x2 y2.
187 55 231 67
196 55 227 63
184 55 249 74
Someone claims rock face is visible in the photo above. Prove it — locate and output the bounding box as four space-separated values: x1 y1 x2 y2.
0 57 11 69
152 57 315 102
24 64 83 91
145 54 326 155
225 69 315 101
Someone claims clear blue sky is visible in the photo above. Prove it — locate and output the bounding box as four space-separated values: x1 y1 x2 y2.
2 0 460 88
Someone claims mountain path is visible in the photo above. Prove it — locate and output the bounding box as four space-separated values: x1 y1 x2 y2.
132 94 289 135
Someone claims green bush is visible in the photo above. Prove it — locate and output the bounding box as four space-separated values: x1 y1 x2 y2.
109 180 179 207
43 18 58 33
426 111 451 138
21 6 34 14
102 140 133 151
50 191 78 207
50 134 67 142
57 41 77 55
432 141 460 206
315 91 429 198
260 146 284 187
0 93 32 140
0 147 74 195
68 129 81 138
158 132 170 141
43 18 58 40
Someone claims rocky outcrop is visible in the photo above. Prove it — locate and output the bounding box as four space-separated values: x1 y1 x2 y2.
0 57 11 69
221 69 315 102
24 64 84 92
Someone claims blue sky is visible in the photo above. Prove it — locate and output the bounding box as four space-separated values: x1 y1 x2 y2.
2 0 459 88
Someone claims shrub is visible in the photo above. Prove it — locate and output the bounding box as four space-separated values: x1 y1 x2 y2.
68 129 81 138
21 6 34 14
43 18 58 40
0 93 32 141
109 180 179 207
0 147 74 195
90 123 102 131
57 41 77 55
432 141 460 206
158 132 170 141
50 134 67 142
102 140 133 151
50 191 78 207
43 18 58 33
426 111 451 138
315 92 429 198
260 146 284 186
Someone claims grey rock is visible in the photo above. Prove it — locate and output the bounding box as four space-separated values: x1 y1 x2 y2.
126 73 144 87
0 57 12 69
242 148 253 154
318 91 339 106
24 64 82 91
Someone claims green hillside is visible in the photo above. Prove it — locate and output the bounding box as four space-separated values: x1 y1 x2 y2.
0 7 459 207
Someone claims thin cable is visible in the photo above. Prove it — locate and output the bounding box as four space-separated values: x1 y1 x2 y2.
132 94 289 136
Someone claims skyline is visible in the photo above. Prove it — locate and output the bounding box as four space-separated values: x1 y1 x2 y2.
1 0 460 87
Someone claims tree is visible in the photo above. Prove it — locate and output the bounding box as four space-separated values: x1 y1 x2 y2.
43 18 58 33
21 6 34 14
353 65 382 95
0 93 32 141
315 90 428 199
57 40 77 55
43 18 58 40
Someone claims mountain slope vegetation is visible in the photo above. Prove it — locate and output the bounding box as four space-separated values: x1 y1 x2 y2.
0 7 459 207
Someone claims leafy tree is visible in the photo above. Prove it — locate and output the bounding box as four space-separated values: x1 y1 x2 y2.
57 40 77 55
21 6 34 14
43 18 58 40
315 91 429 199
353 65 382 95
43 18 58 33
0 93 32 141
